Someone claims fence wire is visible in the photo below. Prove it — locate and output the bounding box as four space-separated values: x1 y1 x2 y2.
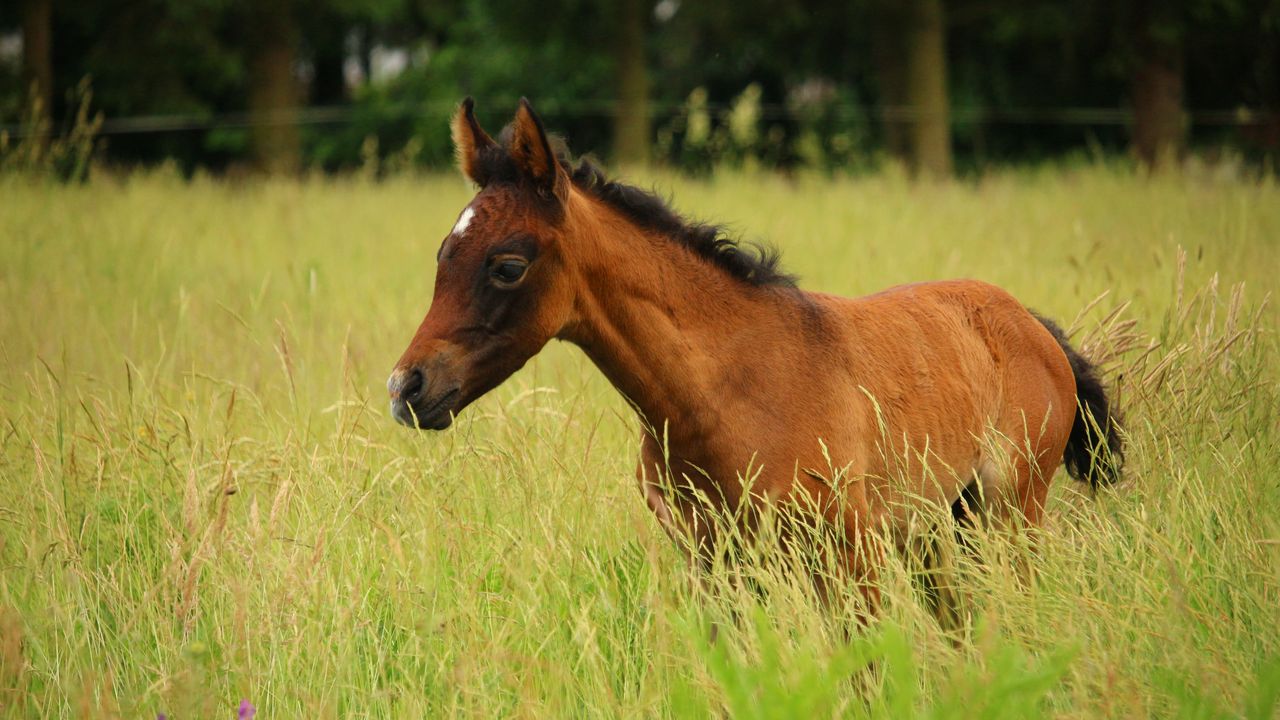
3 100 1277 139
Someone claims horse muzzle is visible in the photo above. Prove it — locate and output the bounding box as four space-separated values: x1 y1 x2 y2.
387 366 460 430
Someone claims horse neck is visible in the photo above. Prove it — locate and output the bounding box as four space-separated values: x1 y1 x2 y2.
558 193 806 444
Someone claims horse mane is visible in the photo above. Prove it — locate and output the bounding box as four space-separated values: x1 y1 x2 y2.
475 125 797 289
567 160 797 288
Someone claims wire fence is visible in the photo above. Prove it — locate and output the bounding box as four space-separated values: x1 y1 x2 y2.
3 100 1277 139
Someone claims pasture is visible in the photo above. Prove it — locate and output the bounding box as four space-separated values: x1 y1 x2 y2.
1 165 1278 717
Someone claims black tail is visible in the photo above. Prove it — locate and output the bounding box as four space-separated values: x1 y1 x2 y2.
1033 313 1124 488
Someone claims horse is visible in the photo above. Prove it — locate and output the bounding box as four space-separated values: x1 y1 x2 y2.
387 98 1123 609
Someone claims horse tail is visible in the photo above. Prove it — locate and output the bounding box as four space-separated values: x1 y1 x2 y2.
1033 313 1124 488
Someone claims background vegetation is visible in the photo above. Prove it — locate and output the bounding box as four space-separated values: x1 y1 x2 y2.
1 165 1277 717
2 0 1279 175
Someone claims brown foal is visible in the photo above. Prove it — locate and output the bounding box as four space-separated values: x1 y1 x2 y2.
388 98 1122 609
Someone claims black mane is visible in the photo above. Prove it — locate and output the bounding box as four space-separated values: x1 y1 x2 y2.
568 160 797 288
475 127 796 289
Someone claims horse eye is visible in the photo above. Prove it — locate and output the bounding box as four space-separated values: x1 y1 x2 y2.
490 258 528 285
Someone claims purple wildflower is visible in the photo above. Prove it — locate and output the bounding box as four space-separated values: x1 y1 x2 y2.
238 699 256 719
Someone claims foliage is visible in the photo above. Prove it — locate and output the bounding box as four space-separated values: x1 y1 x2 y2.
0 78 101 181
0 166 1277 716
2 0 1278 171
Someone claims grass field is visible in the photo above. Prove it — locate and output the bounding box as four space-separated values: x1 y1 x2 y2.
1 165 1278 718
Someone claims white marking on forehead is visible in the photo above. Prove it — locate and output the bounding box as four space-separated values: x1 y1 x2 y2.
452 206 475 237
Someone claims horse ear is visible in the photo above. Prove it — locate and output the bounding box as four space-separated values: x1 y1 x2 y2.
509 98 568 203
452 97 496 186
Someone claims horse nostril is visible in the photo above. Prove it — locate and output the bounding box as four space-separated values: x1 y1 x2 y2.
389 367 427 403
399 368 425 403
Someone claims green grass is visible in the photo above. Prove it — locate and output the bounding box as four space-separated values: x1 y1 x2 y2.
1 164 1278 718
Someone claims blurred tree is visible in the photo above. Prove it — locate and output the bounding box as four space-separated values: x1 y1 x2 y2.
613 0 650 165
1127 0 1185 168
301 0 417 107
868 0 953 176
303 9 349 108
243 0 301 173
650 0 876 170
1253 2 1280 159
46 0 242 165
1110 0 1278 169
870 1 910 164
3 0 1277 172
21 0 52 132
903 0 952 177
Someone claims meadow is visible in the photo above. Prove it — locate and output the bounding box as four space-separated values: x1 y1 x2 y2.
1 164 1278 718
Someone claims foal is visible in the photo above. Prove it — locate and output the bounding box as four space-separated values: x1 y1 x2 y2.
388 98 1123 608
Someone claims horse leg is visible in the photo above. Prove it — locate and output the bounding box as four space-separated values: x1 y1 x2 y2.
974 438 1064 598
987 364 1074 531
812 492 884 624
987 437 1061 532
1013 454 1055 529
636 435 715 563
909 523 969 636
637 444 741 645
841 533 883 622
634 434 728 634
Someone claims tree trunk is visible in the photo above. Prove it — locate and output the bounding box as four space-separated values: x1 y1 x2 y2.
21 0 53 128
1130 1 1184 169
246 0 301 174
613 0 650 166
871 3 910 165
1248 8 1279 163
903 0 952 178
311 32 348 107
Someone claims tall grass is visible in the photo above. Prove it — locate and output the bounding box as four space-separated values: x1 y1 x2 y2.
0 165 1277 717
